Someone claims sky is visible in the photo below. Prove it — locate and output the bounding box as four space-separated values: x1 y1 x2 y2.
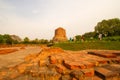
0 0 120 40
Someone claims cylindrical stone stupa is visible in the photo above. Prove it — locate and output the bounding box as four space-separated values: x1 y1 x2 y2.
53 27 68 42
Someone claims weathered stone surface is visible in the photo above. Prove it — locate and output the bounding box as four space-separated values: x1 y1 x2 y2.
53 27 68 42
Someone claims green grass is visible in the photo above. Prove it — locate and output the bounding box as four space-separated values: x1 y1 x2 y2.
53 41 120 51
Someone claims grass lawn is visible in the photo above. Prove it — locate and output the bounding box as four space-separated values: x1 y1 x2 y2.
53 41 120 51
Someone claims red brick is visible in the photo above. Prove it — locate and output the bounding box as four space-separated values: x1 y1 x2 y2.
89 51 117 58
92 76 103 80
111 64 120 68
49 55 57 64
72 77 77 80
95 67 118 78
81 68 94 77
82 61 95 68
97 60 108 64
112 58 120 63
64 60 86 70
56 64 66 74
70 70 84 80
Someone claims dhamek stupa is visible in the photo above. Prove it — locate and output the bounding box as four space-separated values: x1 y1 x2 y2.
53 27 68 42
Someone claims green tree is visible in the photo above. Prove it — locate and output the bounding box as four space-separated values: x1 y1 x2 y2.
39 39 48 44
34 38 39 43
0 34 21 44
95 18 120 36
3 34 13 44
83 32 97 39
31 38 39 44
23 37 29 44
75 35 81 41
0 34 4 44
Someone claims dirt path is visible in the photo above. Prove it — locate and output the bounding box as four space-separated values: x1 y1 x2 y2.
0 47 41 69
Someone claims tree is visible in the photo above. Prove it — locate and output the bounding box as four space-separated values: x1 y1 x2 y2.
83 32 97 39
34 38 39 43
23 37 29 44
0 34 4 44
0 34 21 44
95 18 120 36
3 34 13 44
39 39 48 44
31 38 39 44
75 35 81 41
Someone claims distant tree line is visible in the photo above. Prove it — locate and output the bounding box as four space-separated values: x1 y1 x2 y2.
22 37 50 44
74 18 120 41
0 34 51 45
0 34 18 44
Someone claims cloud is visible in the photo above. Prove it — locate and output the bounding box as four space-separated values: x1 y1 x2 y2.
0 0 120 40
0 0 33 38
32 10 39 14
0 0 15 9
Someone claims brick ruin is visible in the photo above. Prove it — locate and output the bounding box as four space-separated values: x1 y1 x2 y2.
0 47 120 80
53 27 68 42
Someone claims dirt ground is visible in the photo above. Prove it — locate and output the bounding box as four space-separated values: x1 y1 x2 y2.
0 47 41 69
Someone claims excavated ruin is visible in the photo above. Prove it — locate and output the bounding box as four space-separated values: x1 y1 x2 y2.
0 47 120 80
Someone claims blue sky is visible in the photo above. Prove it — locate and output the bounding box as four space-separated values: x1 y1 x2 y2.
0 0 120 40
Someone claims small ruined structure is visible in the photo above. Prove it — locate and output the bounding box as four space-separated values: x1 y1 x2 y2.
53 27 68 42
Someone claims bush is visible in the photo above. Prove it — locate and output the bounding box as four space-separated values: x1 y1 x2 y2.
103 36 120 41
